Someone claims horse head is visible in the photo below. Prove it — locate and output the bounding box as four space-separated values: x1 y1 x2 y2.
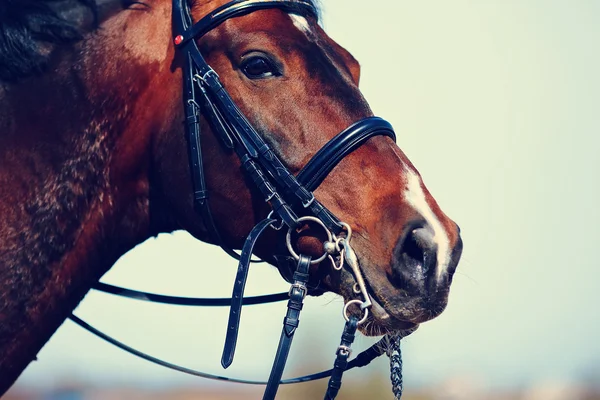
126 0 464 335
0 0 462 393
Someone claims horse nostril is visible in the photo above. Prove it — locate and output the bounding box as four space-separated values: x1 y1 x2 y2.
391 226 437 291
404 230 427 271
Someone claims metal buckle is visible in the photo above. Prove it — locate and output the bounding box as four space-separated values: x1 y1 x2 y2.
288 283 307 300
187 99 200 108
302 193 315 208
194 69 219 85
337 345 352 357
267 210 285 231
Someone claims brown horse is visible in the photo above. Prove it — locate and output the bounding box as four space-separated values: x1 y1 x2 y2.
0 0 463 394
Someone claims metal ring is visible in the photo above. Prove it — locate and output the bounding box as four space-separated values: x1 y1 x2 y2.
334 238 343 253
343 299 369 325
328 254 343 271
334 222 352 243
286 216 333 265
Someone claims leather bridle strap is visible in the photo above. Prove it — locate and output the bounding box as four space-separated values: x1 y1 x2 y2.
180 47 244 260
68 313 389 385
175 0 317 47
88 281 403 396
221 217 276 368
325 316 359 400
297 117 396 191
187 54 343 232
263 254 311 399
93 282 288 306
174 0 329 226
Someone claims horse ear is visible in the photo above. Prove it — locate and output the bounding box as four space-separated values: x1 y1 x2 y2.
0 0 98 82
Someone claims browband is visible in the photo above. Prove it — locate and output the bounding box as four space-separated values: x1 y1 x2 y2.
174 0 318 46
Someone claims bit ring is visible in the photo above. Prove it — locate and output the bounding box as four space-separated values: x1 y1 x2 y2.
286 216 333 265
334 222 353 243
343 299 369 325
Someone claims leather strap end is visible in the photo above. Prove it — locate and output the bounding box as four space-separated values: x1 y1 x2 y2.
220 218 275 370
221 350 234 369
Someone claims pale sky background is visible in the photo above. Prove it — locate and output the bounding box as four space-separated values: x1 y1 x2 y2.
11 0 600 395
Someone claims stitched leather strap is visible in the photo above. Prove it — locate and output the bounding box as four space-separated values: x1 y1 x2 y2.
180 49 244 260
262 255 311 400
176 0 317 47
297 117 396 192
324 316 358 400
221 218 276 369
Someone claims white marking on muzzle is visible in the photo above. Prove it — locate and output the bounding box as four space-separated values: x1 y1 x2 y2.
289 14 311 34
404 171 452 279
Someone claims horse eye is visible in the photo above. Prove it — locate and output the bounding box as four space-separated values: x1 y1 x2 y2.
241 56 278 79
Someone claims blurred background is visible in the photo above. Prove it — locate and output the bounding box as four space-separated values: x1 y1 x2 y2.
6 0 600 399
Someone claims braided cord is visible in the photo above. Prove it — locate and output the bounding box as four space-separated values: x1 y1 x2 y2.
386 335 403 399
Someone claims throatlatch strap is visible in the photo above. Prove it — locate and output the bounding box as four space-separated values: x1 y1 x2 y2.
324 316 359 400
263 255 311 400
221 218 276 369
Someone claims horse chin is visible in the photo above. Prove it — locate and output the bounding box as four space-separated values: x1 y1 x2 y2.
376 289 450 329
358 294 421 338
340 268 451 337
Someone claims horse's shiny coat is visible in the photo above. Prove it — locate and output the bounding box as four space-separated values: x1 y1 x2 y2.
0 0 462 394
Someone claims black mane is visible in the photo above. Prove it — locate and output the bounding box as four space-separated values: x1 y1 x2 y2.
0 0 97 82
0 0 320 82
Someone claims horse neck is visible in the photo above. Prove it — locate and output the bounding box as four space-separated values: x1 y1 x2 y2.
0 14 165 392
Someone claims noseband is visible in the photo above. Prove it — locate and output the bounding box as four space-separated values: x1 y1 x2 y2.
70 1 404 399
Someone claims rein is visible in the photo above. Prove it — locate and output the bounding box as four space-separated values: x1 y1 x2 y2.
71 0 404 398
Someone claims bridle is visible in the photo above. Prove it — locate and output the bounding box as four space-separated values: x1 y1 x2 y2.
69 0 405 399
